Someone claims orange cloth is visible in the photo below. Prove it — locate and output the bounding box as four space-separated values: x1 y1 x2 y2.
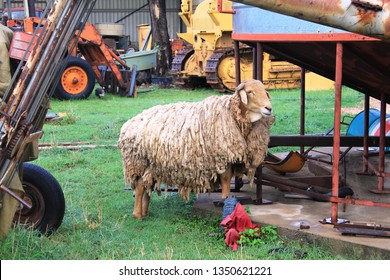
220 202 260 251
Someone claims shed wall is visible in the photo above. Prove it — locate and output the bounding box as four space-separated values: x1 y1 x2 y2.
1 0 182 47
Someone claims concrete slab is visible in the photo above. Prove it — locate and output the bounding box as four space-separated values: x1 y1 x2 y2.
193 148 390 259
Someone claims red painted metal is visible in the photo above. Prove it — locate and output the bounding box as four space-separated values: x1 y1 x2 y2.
232 0 390 224
331 42 343 223
363 95 370 173
232 32 378 42
379 93 386 190
300 68 305 154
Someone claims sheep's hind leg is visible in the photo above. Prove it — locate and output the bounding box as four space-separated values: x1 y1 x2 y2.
220 165 233 199
141 191 151 217
133 181 145 220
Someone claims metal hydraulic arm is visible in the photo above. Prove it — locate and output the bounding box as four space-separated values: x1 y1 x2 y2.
0 0 96 214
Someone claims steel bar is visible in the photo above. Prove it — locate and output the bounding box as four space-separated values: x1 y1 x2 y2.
252 44 257 79
5 0 12 20
363 94 370 173
300 67 305 154
378 92 386 191
256 42 263 81
0 184 31 209
262 174 390 208
331 42 343 223
269 135 390 147
234 40 241 85
262 173 334 193
115 2 148 23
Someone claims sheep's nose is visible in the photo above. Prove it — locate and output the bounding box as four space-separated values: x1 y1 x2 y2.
266 107 272 113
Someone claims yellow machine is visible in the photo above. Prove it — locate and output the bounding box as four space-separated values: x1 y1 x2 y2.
172 0 302 92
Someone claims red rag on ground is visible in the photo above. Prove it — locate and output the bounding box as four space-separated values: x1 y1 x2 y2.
220 202 260 251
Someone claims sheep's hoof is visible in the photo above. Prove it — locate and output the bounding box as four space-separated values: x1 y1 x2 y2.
221 193 232 199
132 212 143 220
141 211 149 217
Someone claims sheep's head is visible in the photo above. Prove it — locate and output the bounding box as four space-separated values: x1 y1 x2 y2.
236 79 272 122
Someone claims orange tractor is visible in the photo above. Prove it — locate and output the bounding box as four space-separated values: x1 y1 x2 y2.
2 0 134 99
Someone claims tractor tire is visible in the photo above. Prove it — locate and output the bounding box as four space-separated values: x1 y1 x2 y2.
13 163 65 236
54 56 95 100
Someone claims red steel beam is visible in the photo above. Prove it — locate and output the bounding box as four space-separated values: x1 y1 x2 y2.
331 42 343 223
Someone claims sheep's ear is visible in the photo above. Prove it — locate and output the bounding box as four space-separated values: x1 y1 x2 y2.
236 83 248 104
239 90 248 105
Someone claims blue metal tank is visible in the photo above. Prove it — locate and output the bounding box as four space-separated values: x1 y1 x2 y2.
232 2 347 35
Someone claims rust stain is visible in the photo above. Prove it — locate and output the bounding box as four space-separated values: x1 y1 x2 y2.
351 1 385 27
355 8 378 26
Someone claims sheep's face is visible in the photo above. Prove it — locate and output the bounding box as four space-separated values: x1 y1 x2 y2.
237 79 272 122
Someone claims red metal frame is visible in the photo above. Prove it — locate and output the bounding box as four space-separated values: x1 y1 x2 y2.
232 32 379 42
234 34 390 223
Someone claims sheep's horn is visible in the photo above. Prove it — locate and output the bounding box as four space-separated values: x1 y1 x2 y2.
236 83 245 91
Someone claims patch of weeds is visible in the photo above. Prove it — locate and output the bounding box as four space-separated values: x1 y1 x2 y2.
238 225 278 246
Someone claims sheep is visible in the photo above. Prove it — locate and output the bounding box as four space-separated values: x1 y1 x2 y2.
118 79 275 219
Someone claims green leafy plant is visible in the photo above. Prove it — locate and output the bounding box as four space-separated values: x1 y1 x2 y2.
238 227 263 246
238 225 278 246
261 225 278 243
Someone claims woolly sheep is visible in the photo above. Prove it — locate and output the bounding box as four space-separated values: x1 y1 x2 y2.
118 79 275 219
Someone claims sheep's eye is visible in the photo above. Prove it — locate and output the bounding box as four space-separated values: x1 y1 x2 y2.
266 91 271 99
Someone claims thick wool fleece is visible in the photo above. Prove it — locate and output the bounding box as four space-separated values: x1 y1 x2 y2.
118 92 274 201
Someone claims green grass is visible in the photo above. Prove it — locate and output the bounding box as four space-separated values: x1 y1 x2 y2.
0 85 366 260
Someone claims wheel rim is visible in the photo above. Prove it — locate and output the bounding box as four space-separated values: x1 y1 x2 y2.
61 66 88 95
218 54 253 91
13 182 45 228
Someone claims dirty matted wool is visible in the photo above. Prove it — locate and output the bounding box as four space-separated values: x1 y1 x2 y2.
118 92 274 200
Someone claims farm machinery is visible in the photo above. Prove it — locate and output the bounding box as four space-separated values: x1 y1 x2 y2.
0 0 96 240
2 0 144 99
172 0 302 92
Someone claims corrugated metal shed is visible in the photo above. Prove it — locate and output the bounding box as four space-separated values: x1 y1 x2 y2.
1 0 182 47
89 0 181 47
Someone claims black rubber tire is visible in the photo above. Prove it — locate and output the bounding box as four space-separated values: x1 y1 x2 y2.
13 163 65 235
54 56 95 100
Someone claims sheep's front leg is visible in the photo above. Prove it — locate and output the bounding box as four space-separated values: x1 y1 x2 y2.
220 165 233 199
133 181 145 220
141 191 151 217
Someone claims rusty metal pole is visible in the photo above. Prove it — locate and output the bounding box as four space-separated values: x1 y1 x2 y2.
254 42 266 204
377 92 386 192
234 40 241 86
253 44 258 79
363 94 370 173
300 68 306 154
332 42 343 224
256 42 263 81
